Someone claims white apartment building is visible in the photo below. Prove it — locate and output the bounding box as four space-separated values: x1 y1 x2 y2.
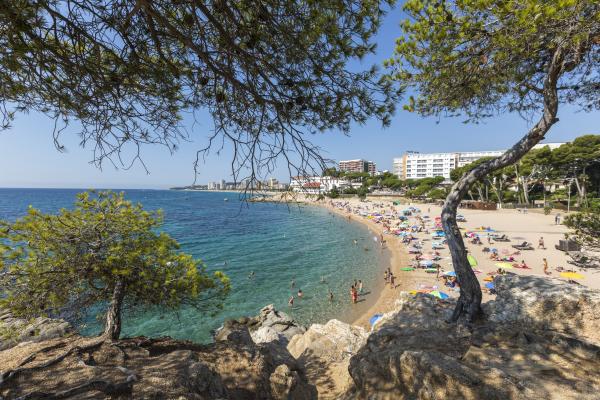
290 176 352 194
393 143 565 181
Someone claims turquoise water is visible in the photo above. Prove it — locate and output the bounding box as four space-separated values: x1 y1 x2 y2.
0 189 384 342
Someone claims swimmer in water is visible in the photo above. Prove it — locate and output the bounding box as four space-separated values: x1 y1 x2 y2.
288 296 294 307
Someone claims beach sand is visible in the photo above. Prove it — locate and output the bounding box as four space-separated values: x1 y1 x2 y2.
302 196 594 331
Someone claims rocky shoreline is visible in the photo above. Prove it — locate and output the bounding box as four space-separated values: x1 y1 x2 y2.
2 273 600 399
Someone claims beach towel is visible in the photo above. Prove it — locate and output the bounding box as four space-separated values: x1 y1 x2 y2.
467 255 478 267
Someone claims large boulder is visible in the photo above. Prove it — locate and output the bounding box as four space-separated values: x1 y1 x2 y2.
348 281 600 400
287 319 368 399
216 304 306 345
0 309 72 351
487 274 600 345
288 319 367 362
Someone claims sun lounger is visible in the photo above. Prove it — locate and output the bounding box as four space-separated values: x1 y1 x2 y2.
512 242 534 250
493 234 510 242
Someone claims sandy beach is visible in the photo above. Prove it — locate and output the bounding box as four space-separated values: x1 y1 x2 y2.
301 195 594 331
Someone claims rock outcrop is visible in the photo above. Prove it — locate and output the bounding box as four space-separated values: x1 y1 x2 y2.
487 274 600 345
216 304 306 345
0 326 317 399
288 319 368 399
0 309 72 351
347 276 600 400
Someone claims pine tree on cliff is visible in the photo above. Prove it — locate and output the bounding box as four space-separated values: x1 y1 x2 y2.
0 191 230 340
387 0 599 322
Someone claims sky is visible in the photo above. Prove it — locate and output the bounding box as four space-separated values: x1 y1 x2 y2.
0 6 598 189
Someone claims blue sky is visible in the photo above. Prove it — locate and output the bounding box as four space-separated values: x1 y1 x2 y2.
0 6 598 189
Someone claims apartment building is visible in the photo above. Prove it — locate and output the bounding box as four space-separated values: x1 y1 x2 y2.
393 143 564 181
338 159 377 175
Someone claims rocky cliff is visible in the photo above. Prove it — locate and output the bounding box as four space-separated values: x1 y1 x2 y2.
2 275 600 399
347 275 600 400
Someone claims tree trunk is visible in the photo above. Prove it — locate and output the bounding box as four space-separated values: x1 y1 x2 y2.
104 280 126 340
442 47 563 323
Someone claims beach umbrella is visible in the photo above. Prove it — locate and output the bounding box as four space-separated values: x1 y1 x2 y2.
443 271 457 277
428 290 449 300
495 262 513 269
559 272 584 280
369 313 383 327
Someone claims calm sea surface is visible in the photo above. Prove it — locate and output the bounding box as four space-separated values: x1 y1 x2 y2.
0 189 384 342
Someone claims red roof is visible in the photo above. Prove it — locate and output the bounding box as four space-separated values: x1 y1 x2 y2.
303 182 321 188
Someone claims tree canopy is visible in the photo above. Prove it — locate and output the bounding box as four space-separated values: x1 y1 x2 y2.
388 0 599 120
1 0 399 182
0 191 230 339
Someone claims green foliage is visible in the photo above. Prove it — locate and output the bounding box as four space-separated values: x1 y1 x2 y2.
326 187 340 198
0 0 400 181
388 0 599 120
0 191 230 336
564 205 600 247
544 205 553 215
357 186 369 200
427 188 448 200
322 168 340 177
342 187 358 195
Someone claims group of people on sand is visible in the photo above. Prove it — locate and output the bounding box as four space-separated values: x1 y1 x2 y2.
383 268 397 289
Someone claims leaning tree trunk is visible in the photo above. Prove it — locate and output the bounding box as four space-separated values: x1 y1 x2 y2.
443 47 564 323
104 280 126 340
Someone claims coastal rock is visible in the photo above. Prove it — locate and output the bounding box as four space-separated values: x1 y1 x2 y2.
348 281 600 399
216 304 306 346
270 364 317 400
287 319 367 362
0 309 72 351
0 334 317 399
487 274 600 345
287 319 368 398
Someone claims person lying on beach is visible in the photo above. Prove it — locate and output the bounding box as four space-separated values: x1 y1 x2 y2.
513 260 531 269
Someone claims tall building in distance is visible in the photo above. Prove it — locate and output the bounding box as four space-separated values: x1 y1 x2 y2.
338 159 377 175
393 143 565 181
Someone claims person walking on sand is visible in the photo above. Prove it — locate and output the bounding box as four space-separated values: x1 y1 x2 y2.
555 214 561 225
358 280 363 294
543 258 551 275
538 237 546 249
384 270 389 284
288 295 294 307
390 273 396 289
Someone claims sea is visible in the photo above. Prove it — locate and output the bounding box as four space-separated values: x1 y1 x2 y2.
0 188 385 343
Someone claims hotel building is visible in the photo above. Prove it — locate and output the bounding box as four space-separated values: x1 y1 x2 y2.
393 143 564 181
